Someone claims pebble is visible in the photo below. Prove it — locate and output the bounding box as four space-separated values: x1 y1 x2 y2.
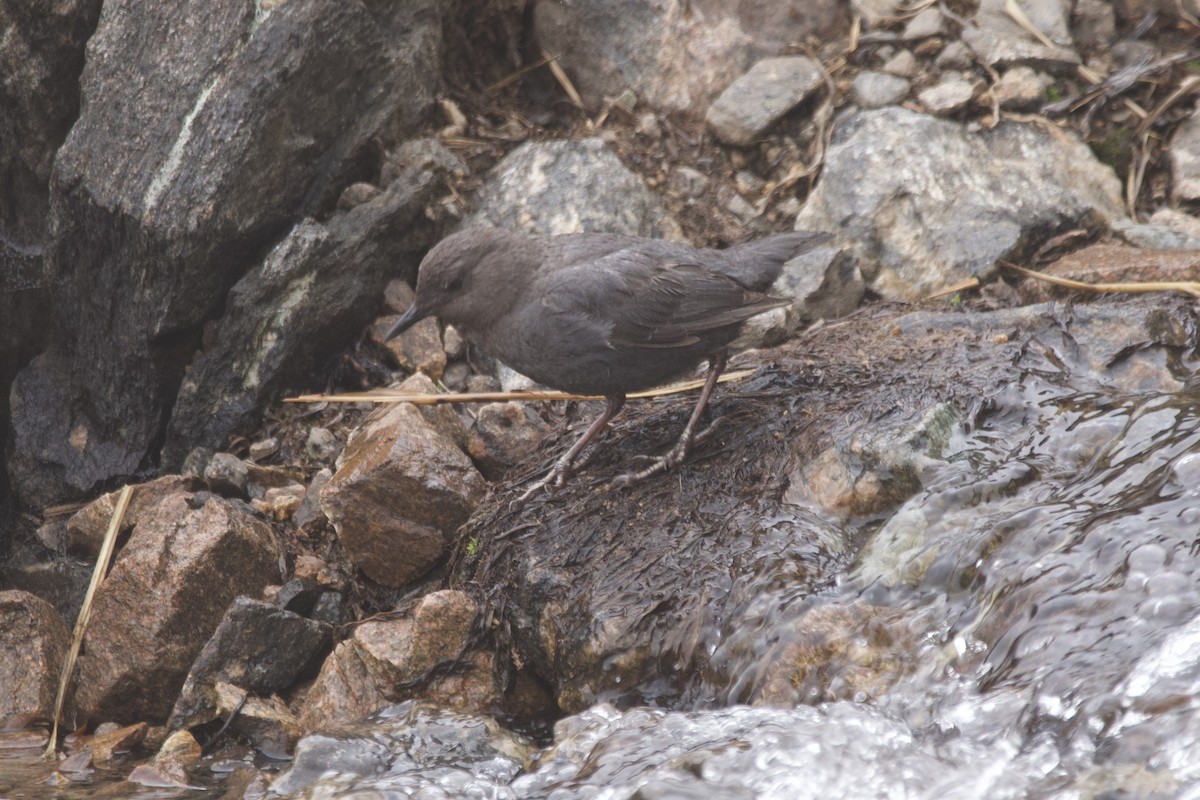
305 427 340 463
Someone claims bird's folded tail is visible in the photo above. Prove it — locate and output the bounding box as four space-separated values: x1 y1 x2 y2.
724 230 834 291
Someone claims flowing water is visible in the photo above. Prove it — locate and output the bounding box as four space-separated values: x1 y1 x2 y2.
5 333 1198 798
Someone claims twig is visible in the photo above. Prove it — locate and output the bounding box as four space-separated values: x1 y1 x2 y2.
1003 262 1200 298
286 369 757 405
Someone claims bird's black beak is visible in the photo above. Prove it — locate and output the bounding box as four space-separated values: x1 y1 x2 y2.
384 304 423 341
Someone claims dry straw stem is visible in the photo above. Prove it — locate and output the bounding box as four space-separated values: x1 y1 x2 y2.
45 484 133 758
1004 262 1200 298
287 369 756 406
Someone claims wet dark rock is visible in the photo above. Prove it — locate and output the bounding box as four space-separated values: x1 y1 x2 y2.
467 402 551 481
66 474 203 557
705 56 822 146
0 559 90 624
77 493 280 724
169 597 331 732
163 152 452 468
784 402 965 518
0 590 71 721
320 399 485 588
751 602 918 706
531 0 844 113
10 0 447 505
1169 108 1200 203
850 71 911 108
797 107 1124 299
273 578 326 616
205 453 250 498
220 766 271 800
471 138 683 239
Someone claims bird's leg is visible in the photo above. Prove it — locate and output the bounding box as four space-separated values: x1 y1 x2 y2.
611 351 728 489
516 395 625 503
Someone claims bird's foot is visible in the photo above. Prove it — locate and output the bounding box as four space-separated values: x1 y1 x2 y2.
610 418 723 489
511 455 577 508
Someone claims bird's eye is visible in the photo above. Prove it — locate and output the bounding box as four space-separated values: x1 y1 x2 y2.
446 276 464 292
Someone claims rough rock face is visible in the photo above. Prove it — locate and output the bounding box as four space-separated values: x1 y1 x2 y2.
320 398 485 588
532 0 845 113
471 138 683 239
8 0 447 506
797 107 1125 299
0 590 71 721
77 493 279 723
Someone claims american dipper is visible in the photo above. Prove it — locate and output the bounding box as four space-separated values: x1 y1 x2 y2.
386 226 832 496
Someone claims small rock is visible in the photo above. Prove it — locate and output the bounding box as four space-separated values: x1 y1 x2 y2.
88 722 148 763
933 40 973 70
383 278 416 315
382 138 465 185
917 74 978 114
992 65 1053 109
294 469 333 530
305 427 340 463
373 313 446 381
1170 108 1200 203
442 361 471 392
466 374 501 394
611 88 639 113
1148 208 1200 241
153 730 202 774
667 166 708 198
635 112 661 139
881 49 918 77
961 0 1080 69
851 71 910 108
442 324 465 359
205 453 250 498
181 447 212 479
247 437 279 463
245 462 305 499
1071 0 1116 53
498 363 539 393
718 185 759 224
354 590 478 686
776 245 866 330
705 56 823 146
263 484 305 521
336 182 381 210
35 518 67 553
467 402 551 480
902 6 943 38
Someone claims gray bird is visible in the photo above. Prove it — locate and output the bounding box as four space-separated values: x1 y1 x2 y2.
386 226 832 496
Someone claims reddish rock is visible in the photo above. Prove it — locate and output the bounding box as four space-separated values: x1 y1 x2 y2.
355 590 478 685
88 722 147 763
0 590 71 721
320 401 484 588
298 640 391 733
466 402 549 480
373 313 446 381
77 494 280 724
66 474 202 556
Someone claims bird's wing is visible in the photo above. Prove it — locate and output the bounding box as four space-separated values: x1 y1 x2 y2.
538 248 785 350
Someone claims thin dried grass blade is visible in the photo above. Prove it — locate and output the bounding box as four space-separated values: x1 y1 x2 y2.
286 370 757 405
45 484 133 758
1004 263 1200 298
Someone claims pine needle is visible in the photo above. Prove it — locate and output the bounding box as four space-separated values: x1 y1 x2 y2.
1003 262 1200 298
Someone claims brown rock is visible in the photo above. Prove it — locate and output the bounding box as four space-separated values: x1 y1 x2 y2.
752 602 917 706
354 590 478 686
298 640 391 733
66 475 202 556
88 721 148 763
373 313 446 381
0 590 71 721
467 402 550 480
1016 244 1200 304
320 402 485 588
77 494 280 724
